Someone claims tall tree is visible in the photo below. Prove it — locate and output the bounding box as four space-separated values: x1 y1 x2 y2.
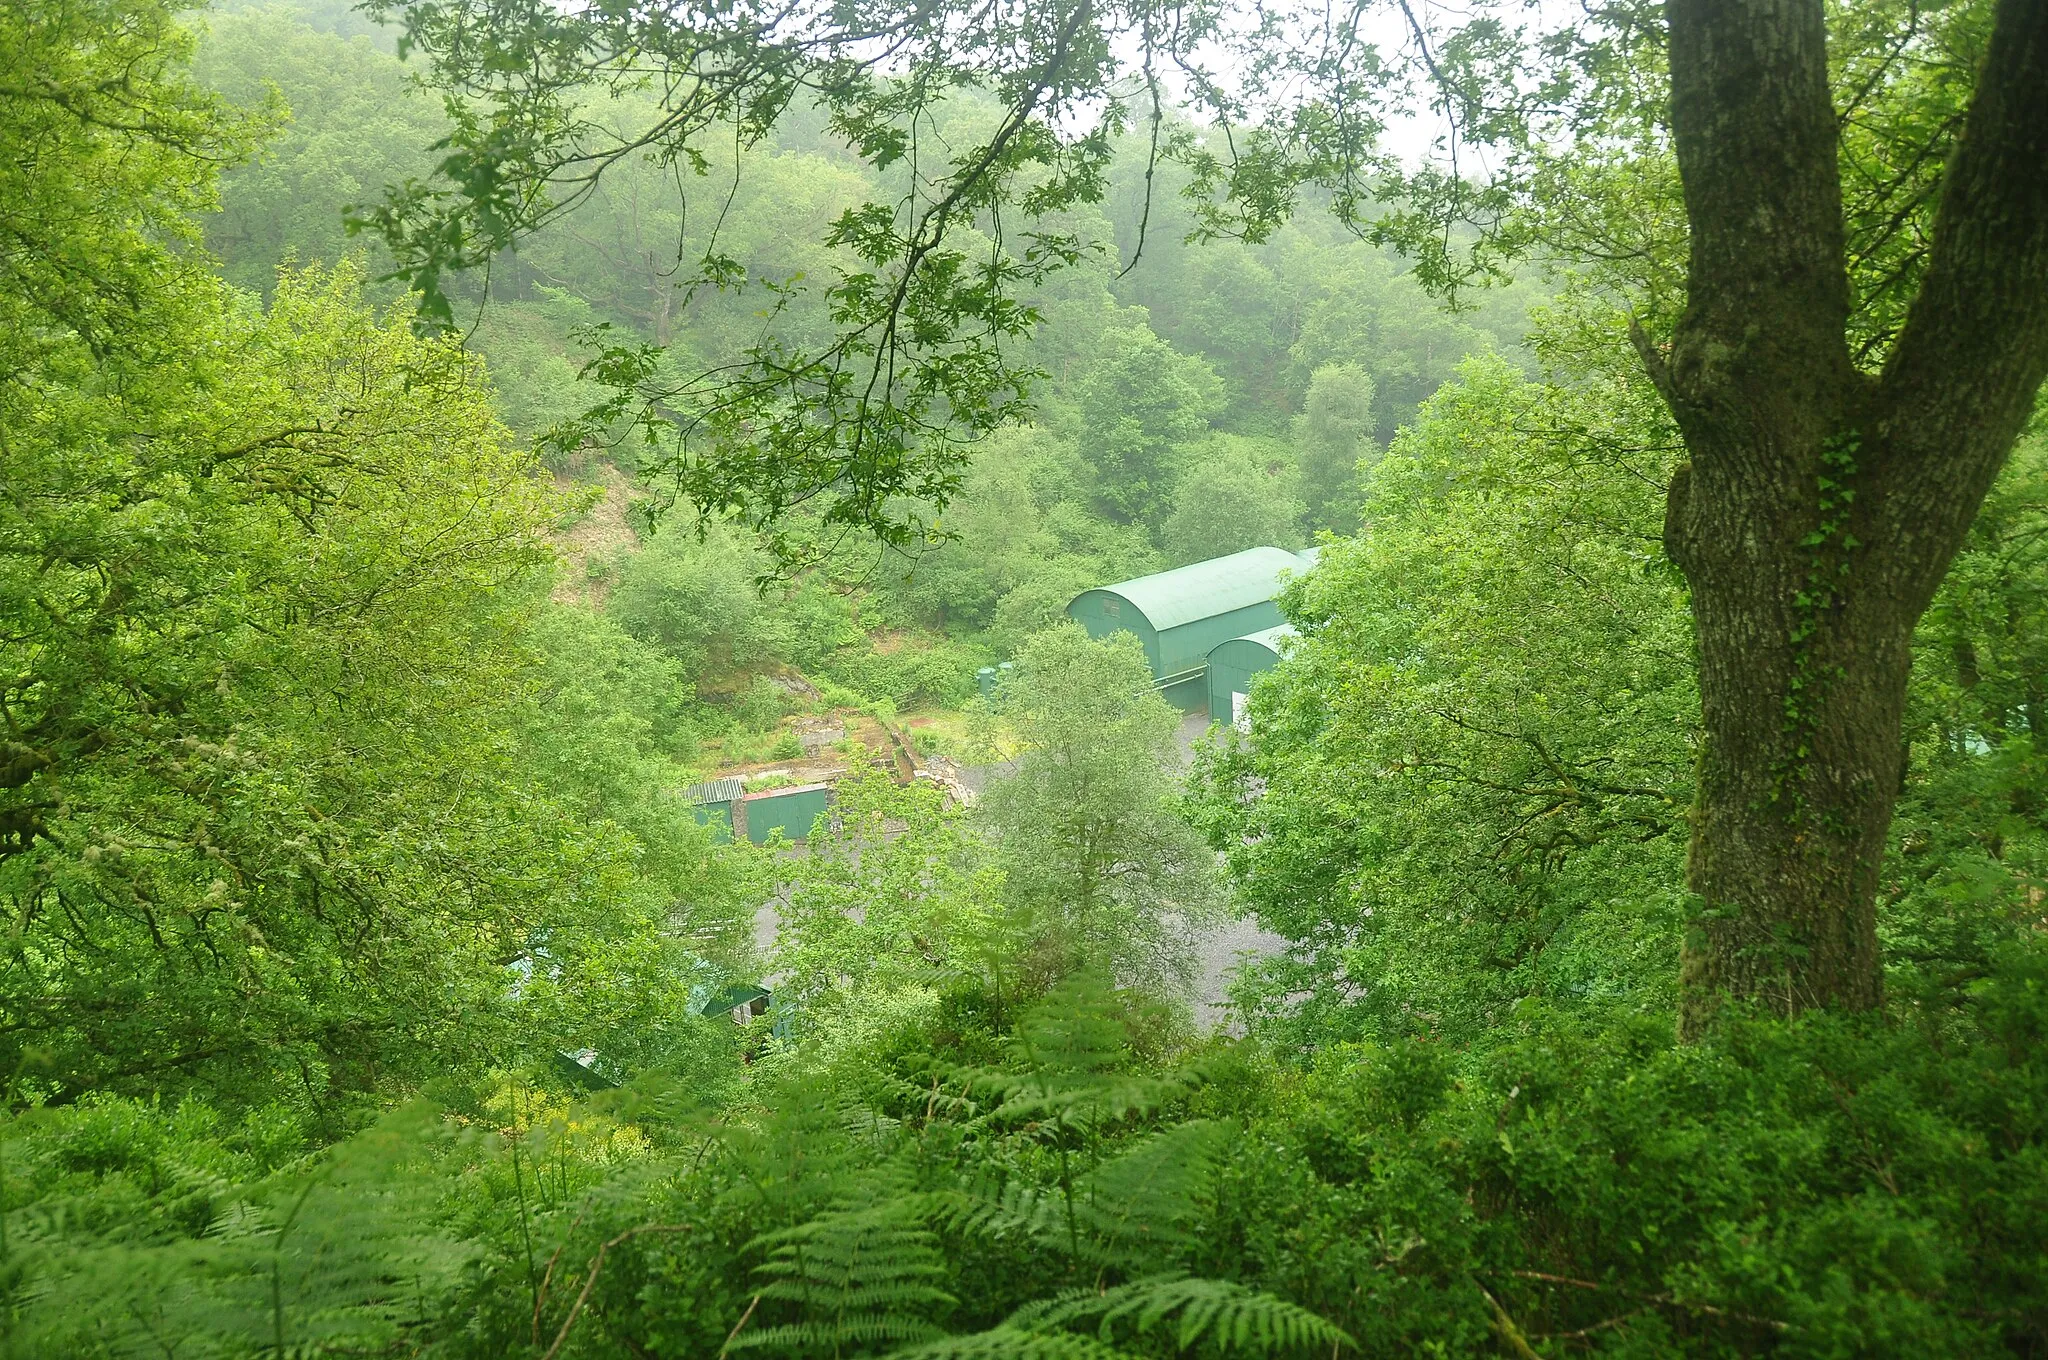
1644 1 2048 1032
1293 363 1377 534
1161 435 1303 563
977 626 1218 991
1073 323 1222 527
1169 0 2048 1031
1191 357 1695 1046
0 4 747 1098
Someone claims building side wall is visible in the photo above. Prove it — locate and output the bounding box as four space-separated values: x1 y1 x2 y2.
1158 672 1208 712
1205 639 1283 721
1068 591 1163 674
1156 600 1284 678
743 786 832 844
689 801 735 844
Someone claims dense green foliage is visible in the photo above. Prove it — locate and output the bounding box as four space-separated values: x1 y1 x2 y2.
4 1 2048 1357
1191 355 1697 1047
0 1 752 1111
0 262 738 1105
12 951 2048 1357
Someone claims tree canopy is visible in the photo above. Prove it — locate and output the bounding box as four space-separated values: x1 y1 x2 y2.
7 0 2048 1354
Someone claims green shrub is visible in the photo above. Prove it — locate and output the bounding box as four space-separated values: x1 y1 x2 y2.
11 948 2048 1358
824 638 987 708
1199 950 2048 1357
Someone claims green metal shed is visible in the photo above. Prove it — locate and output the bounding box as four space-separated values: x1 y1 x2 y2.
740 782 833 844
682 776 746 843
1206 625 1296 730
698 981 772 1019
1066 547 1307 707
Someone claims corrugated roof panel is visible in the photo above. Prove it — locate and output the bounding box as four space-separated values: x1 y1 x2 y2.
1088 547 1306 633
1223 623 1298 655
682 776 747 805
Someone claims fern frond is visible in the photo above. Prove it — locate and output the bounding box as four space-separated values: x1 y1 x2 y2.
970 982 1213 1148
1011 1275 1354 1356
739 1316 949 1351
928 1119 1234 1270
733 1193 957 1356
884 1325 1140 1359
5 1101 468 1359
1072 1120 1234 1264
921 1182 1066 1247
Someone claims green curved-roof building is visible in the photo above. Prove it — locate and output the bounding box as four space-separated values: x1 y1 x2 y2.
1207 624 1296 728
1067 547 1313 708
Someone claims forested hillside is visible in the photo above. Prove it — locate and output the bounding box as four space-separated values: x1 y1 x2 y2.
4 0 2048 1356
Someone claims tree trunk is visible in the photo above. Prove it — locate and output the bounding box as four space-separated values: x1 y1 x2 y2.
1668 437 1921 1035
1655 0 2048 1037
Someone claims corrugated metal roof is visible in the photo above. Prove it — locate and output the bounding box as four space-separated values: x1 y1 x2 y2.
682 776 746 805
698 982 771 1018
1221 623 1298 656
1086 547 1306 633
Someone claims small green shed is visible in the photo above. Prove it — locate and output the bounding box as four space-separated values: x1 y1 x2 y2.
1066 547 1307 707
740 782 833 844
682 776 746 843
1206 625 1296 730
698 981 772 1020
